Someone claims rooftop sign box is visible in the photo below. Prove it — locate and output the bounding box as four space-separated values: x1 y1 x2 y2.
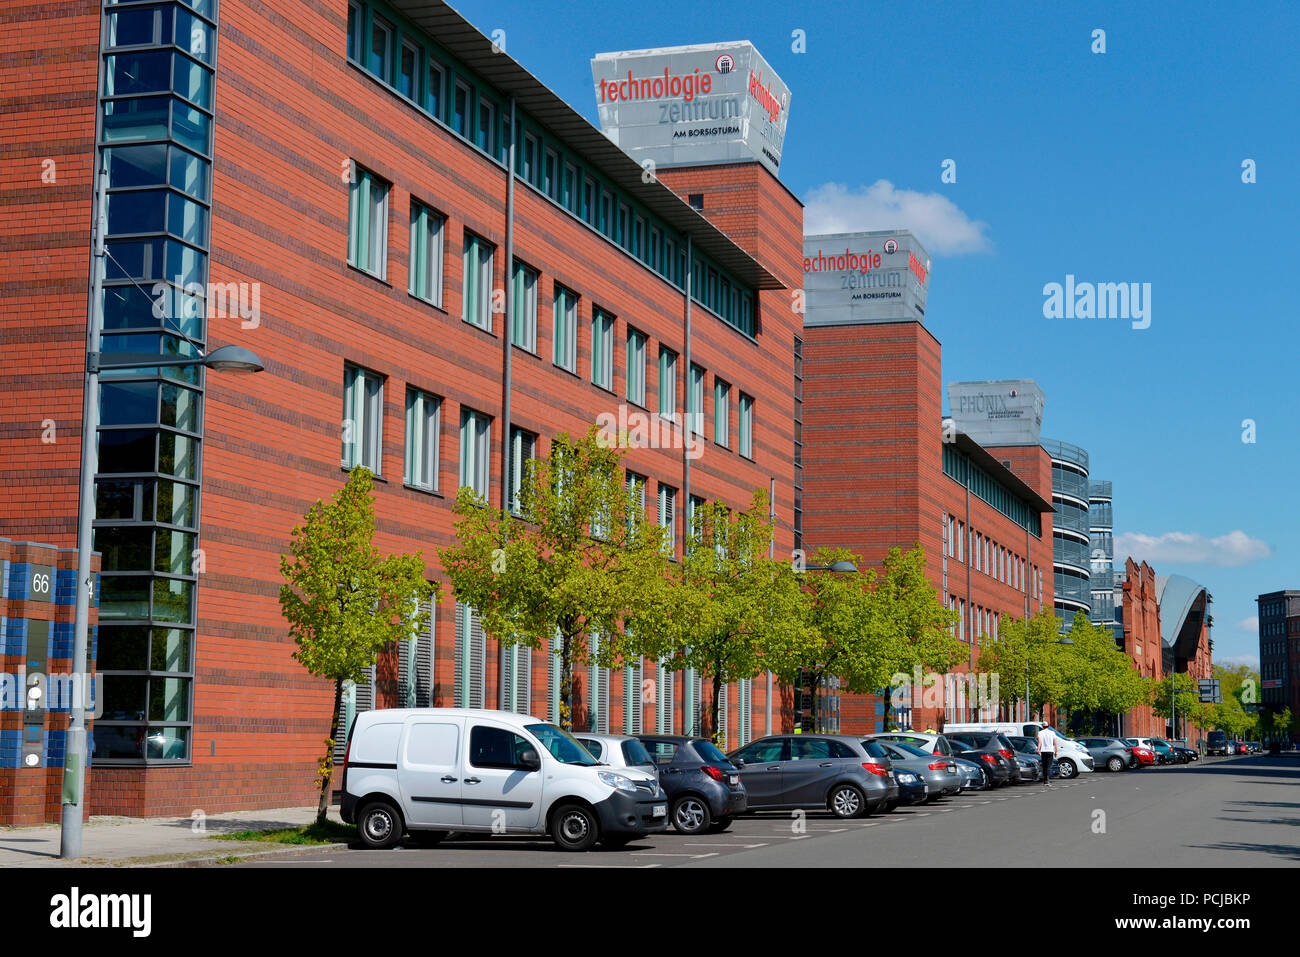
591 42 791 177
947 379 1046 446
802 229 931 325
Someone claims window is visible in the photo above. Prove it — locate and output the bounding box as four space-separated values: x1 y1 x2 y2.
714 380 730 447
563 163 578 212
404 388 440 491
648 227 660 271
408 200 444 305
582 176 596 225
657 484 676 556
688 364 704 436
522 132 538 185
347 1 362 62
398 40 419 100
427 61 445 120
452 80 469 136
600 190 612 236
553 285 577 371
508 427 535 515
462 232 494 330
591 308 614 390
477 98 495 156
347 164 388 278
459 409 490 498
369 15 392 82
455 604 485 708
633 215 645 259
544 148 559 201
658 347 677 419
511 260 537 352
342 364 383 473
738 392 753 458
625 329 646 406
687 495 705 549
617 204 629 248
625 472 646 533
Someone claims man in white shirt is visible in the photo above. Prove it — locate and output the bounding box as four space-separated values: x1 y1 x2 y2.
1036 725 1059 787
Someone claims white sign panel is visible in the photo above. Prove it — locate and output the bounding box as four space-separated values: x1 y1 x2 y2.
947 380 1046 446
802 230 931 325
592 42 791 176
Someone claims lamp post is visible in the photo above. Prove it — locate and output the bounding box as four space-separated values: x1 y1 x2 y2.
1025 636 1074 723
62 172 263 858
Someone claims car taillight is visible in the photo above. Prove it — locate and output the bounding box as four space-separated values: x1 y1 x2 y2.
1125 748 1133 753
933 750 943 756
701 766 725 781
862 762 888 776
981 754 997 765
928 762 947 771
998 749 1014 759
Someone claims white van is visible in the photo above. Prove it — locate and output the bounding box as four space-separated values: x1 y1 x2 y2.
340 708 668 851
941 721 1095 777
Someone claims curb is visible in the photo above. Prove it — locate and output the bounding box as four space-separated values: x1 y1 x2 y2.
138 841 352 868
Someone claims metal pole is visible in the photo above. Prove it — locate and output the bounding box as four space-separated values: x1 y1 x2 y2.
62 167 108 859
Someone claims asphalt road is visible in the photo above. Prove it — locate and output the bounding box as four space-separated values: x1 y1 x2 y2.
232 754 1298 868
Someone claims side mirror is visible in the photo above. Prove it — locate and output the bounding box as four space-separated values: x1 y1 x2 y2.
519 749 541 772
732 758 745 768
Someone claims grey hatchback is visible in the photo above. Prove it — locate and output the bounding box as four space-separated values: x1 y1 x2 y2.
727 734 893 819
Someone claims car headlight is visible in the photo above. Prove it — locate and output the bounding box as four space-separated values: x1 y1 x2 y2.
896 772 918 783
597 771 638 793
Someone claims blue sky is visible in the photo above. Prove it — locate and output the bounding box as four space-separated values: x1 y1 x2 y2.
453 0 1299 666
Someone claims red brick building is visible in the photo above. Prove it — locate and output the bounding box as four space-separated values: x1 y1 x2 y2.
1120 559 1164 737
800 316 1056 733
0 0 804 818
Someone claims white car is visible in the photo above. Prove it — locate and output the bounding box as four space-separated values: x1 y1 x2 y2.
941 721 1094 777
341 708 668 851
573 733 661 786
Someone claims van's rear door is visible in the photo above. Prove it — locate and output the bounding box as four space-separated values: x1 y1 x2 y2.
399 718 464 827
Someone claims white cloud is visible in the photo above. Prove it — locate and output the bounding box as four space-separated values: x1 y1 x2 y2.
1113 529 1273 568
802 180 993 255
1235 616 1259 634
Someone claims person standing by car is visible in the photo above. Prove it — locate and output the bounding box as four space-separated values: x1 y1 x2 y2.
1036 725 1059 787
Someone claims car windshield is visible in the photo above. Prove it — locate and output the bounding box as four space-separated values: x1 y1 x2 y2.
525 724 601 765
890 741 932 758
693 741 735 767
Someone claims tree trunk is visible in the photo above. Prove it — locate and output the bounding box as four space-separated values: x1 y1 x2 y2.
703 670 724 743
559 631 573 730
318 678 342 826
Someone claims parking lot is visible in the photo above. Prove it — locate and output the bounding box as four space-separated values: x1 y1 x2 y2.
233 754 1294 868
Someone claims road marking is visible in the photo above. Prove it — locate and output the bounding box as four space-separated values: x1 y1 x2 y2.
683 842 768 848
628 851 712 857
558 863 660 868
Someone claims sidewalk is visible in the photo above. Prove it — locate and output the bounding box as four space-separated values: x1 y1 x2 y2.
0 806 345 868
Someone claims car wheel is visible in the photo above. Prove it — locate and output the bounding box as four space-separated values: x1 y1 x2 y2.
357 800 404 850
551 803 600 852
706 816 733 833
1058 758 1077 779
671 796 712 834
829 784 867 819
1107 756 1125 773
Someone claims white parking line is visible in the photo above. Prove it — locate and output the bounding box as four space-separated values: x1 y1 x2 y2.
683 842 769 848
558 863 660 869
628 851 713 857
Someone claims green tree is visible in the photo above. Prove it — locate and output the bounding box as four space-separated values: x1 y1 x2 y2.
1207 664 1258 738
438 427 671 730
1055 613 1152 731
977 606 1071 718
1151 672 1208 738
667 491 813 740
279 467 437 824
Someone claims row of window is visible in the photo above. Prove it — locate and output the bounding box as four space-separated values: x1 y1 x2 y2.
346 173 757 460
1261 661 1300 680
943 514 1042 600
1260 619 1296 637
1260 599 1290 618
344 1 756 335
946 596 1002 644
942 444 1043 537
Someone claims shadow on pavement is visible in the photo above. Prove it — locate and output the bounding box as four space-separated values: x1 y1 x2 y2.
1190 841 1300 862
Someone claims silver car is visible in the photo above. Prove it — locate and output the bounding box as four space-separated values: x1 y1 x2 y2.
866 737 962 798
573 733 661 787
870 731 986 791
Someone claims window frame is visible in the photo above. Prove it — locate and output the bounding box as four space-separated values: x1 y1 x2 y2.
404 386 441 492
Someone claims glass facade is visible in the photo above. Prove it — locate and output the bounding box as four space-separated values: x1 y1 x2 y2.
1043 438 1091 625
1089 479 1119 642
92 0 218 764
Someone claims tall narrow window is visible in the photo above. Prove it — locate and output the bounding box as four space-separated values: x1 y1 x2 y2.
459 409 490 498
714 380 730 447
347 1 362 62
511 260 537 352
657 484 676 556
544 148 559 200
408 200 444 306
427 61 445 120
688 364 705 436
625 329 646 406
508 427 535 515
738 392 753 459
347 164 388 278
452 79 469 136
522 132 538 184
563 162 578 211
398 40 419 100
583 177 596 225
553 285 577 372
591 308 614 391
455 604 485 709
625 472 646 534
477 98 495 156
369 16 392 82
342 364 384 473
462 232 494 330
658 347 677 419
404 388 440 491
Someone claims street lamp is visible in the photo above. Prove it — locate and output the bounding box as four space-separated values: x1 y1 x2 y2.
62 172 264 859
1025 636 1073 723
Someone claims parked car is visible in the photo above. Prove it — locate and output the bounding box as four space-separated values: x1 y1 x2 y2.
860 739 903 810
1167 741 1199 763
1076 736 1137 772
727 734 895 819
864 736 962 798
1005 735 1055 779
946 722 1094 777
1127 743 1156 766
639 735 747 835
952 757 989 790
1245 741 1262 754
1150 738 1191 764
1205 730 1229 756
871 730 959 758
941 732 1014 787
893 768 930 805
945 730 1032 784
341 708 668 851
572 733 661 784
1235 740 1250 755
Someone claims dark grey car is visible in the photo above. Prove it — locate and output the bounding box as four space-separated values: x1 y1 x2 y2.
1077 736 1136 772
727 734 892 819
638 736 747 834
